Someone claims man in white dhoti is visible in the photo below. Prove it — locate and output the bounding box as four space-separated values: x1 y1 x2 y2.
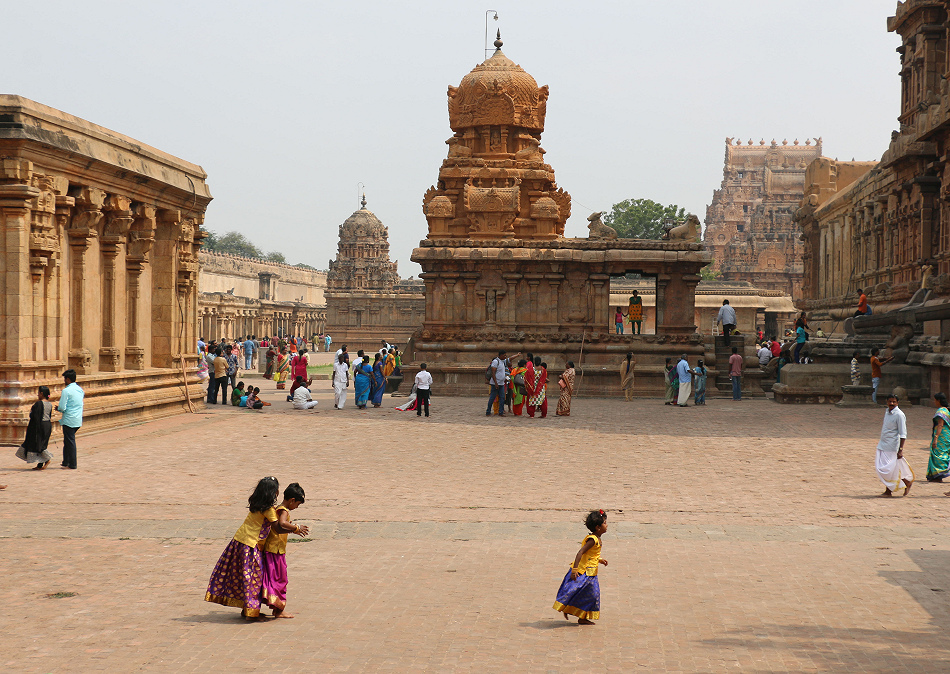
332 353 349 409
876 393 914 497
676 354 692 407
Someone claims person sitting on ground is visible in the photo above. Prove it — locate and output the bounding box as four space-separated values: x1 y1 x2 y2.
292 380 318 410
231 381 246 406
757 343 772 368
288 375 313 402
245 387 268 410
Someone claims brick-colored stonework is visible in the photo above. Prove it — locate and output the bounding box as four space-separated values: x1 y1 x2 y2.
410 34 712 396
704 138 821 301
0 95 211 443
324 198 424 353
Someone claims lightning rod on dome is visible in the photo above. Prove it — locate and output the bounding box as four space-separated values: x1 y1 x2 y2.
484 10 499 59
357 182 366 209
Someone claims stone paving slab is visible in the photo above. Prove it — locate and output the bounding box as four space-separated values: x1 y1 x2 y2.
2 393 950 671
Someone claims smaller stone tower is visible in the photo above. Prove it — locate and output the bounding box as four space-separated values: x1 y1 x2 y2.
327 195 400 291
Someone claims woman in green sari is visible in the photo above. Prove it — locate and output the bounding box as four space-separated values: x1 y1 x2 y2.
928 392 950 482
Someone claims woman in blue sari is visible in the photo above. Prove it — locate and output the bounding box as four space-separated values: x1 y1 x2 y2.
370 353 386 408
928 392 950 481
354 359 373 409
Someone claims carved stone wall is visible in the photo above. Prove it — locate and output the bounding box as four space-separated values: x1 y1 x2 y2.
703 138 821 300
0 95 211 443
324 200 425 352
796 0 950 319
197 251 326 340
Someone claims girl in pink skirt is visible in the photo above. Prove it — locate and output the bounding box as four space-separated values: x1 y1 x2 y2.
205 477 280 620
261 483 310 618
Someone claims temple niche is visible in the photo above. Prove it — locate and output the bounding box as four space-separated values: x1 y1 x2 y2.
323 198 424 353
409 34 713 396
703 138 822 301
0 95 211 443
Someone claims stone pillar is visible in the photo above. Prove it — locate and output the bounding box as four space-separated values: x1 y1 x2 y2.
67 187 105 373
125 204 156 370
589 274 610 333
100 195 133 371
0 159 41 367
502 273 521 325
656 271 700 336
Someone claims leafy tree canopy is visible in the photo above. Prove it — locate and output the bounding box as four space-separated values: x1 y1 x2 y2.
201 229 313 268
264 251 286 264
603 199 686 240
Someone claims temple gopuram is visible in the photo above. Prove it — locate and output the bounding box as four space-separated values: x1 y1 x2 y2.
777 0 950 403
324 198 424 353
408 33 713 396
703 138 821 301
0 95 210 442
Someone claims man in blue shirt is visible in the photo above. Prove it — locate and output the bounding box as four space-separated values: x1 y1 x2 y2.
676 354 693 407
58 369 84 469
243 335 255 371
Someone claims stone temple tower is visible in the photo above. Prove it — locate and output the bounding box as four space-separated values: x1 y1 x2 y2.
422 31 571 240
324 197 425 352
408 33 712 396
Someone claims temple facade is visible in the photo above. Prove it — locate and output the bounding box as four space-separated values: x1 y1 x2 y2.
408 33 713 396
0 95 211 443
197 251 326 341
776 0 950 404
323 199 424 353
703 138 821 300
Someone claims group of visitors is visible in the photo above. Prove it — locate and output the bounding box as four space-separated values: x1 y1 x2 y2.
611 290 644 335
313 333 333 352
663 353 716 405
872 390 950 498
485 350 575 417
328 342 403 411
11 369 84 477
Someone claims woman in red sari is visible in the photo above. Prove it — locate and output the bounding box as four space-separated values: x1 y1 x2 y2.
291 349 309 383
527 356 548 418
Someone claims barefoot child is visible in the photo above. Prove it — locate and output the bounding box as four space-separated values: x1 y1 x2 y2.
553 509 608 625
205 477 280 620
261 483 310 618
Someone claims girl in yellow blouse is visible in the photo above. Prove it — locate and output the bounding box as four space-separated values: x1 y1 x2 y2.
553 510 608 624
261 483 310 618
205 477 282 620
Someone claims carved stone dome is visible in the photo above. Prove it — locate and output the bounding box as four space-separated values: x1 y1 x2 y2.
448 34 548 133
340 202 385 238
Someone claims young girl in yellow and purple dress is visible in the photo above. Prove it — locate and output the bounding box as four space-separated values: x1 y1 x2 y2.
553 509 608 625
205 477 281 620
261 482 310 618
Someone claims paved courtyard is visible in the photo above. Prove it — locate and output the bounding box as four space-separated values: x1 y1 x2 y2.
3 384 950 672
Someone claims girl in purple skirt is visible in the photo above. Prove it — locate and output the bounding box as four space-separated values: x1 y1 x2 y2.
261 482 310 618
553 509 608 625
205 477 281 620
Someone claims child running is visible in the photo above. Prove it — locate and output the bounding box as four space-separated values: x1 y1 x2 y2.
261 483 310 618
553 509 608 625
205 477 280 620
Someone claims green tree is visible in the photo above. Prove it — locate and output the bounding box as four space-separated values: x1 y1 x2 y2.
699 263 722 282
264 251 287 264
603 199 686 239
202 230 262 258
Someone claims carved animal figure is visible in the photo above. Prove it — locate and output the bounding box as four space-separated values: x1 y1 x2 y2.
514 134 544 162
884 324 915 365
586 212 617 239
446 135 472 158
662 214 700 241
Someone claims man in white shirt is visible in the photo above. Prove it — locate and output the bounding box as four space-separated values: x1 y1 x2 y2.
716 299 738 346
414 363 433 417
757 343 773 367
333 353 349 409
292 383 318 410
875 393 913 497
486 350 508 417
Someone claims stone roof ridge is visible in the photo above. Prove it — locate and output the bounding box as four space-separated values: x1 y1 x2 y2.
0 94 208 180
198 248 326 273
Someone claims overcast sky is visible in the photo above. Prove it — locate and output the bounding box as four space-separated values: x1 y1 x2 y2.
6 0 900 276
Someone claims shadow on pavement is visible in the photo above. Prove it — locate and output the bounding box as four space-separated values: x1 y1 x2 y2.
172 612 250 625
518 620 577 630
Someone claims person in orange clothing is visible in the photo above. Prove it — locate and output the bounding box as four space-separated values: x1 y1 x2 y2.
855 288 869 317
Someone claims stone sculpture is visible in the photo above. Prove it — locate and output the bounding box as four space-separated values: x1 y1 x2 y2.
663 214 700 241
586 212 617 239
